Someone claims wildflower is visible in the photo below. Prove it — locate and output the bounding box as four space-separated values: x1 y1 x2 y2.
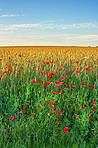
31 115 34 118
75 61 78 63
18 54 21 57
65 73 68 76
39 105 42 108
46 62 49 64
76 70 80 73
55 110 59 114
3 71 8 73
43 62 45 64
69 85 71 89
50 108 53 111
51 102 56 105
81 82 85 85
46 82 50 85
15 64 17 66
26 103 29 106
62 76 65 80
31 80 36 84
43 83 47 86
56 92 59 94
46 101 50 104
55 80 59 85
72 85 76 88
55 88 58 91
57 121 60 124
64 127 68 133
58 68 62 71
76 115 79 119
93 108 96 111
82 107 85 109
10 116 14 120
20 139 22 141
65 84 67 87
42 89 44 91
92 101 96 105
8 57 11 59
75 104 77 107
37 79 42 82
88 84 92 87
22 73 24 76
88 116 91 119
91 85 94 88
60 82 63 85
0 59 2 61
86 67 89 71
3 126 5 129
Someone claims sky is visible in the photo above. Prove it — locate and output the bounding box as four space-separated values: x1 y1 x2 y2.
0 0 98 46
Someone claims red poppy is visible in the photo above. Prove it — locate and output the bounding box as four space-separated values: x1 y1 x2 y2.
64 127 68 133
46 82 50 85
75 61 78 63
31 80 36 84
18 54 21 57
55 80 59 85
76 70 80 73
39 105 42 108
51 102 56 105
26 103 29 106
57 121 60 124
88 116 91 119
46 101 50 104
75 104 77 107
3 71 8 73
10 116 14 120
93 108 96 111
81 82 85 85
50 108 53 111
58 68 62 71
86 67 89 71
92 101 96 105
37 79 42 82
31 115 34 118
82 107 85 109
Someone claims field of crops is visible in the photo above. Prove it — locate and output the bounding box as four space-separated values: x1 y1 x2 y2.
0 46 97 148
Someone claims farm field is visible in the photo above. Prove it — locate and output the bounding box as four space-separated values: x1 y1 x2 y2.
0 46 98 148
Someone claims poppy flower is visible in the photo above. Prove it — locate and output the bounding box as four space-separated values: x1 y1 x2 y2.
93 108 96 111
81 82 85 85
82 107 85 109
92 101 96 105
55 80 59 85
46 101 50 104
57 121 60 124
51 102 56 105
10 116 14 120
88 116 91 119
64 127 68 133
26 103 29 106
18 54 21 57
50 108 53 111
31 115 34 118
75 61 78 63
39 105 42 108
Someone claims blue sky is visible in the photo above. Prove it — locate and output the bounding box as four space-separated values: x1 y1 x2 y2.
0 0 98 46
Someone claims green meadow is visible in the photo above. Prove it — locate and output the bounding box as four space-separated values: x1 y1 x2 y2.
0 46 97 148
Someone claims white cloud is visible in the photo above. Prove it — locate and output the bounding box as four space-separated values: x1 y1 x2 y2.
0 9 2 11
0 34 98 46
0 22 98 31
0 14 24 17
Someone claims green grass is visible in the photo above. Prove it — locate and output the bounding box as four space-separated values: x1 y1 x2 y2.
0 56 97 148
